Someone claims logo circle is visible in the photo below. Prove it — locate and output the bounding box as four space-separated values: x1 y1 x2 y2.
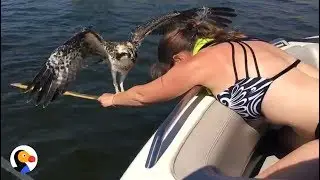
10 145 38 174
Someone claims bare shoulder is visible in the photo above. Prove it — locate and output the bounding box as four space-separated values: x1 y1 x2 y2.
195 42 232 60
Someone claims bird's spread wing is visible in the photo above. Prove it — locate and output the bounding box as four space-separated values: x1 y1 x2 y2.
130 7 237 45
26 28 108 107
130 12 180 45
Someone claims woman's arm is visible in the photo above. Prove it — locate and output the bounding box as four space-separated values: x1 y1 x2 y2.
98 59 203 107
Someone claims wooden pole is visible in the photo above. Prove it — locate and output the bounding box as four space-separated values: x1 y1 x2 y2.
10 83 99 100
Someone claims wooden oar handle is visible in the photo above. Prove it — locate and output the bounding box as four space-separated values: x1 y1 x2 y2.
10 83 99 100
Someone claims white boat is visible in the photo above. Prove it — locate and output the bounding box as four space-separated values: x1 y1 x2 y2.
121 37 319 180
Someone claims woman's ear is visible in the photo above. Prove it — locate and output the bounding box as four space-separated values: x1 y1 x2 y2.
173 54 181 63
173 51 192 64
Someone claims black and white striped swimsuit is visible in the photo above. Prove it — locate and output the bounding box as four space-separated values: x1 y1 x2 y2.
200 40 301 120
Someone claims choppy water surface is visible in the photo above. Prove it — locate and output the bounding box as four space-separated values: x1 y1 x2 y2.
1 0 318 179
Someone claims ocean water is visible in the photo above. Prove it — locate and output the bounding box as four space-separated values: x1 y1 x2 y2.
1 0 318 179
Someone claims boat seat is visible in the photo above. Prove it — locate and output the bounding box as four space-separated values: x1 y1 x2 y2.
173 99 268 179
285 43 319 69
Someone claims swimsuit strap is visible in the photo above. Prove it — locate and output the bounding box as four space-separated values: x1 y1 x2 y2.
271 59 301 80
227 42 239 82
235 41 250 78
238 41 261 77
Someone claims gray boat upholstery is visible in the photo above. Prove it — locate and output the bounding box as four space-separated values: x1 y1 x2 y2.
173 100 268 179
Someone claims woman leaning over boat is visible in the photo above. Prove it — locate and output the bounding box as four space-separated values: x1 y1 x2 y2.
98 21 319 179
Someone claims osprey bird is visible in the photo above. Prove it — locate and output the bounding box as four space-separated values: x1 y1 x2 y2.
26 6 237 107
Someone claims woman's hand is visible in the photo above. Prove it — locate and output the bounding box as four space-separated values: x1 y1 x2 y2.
97 93 115 107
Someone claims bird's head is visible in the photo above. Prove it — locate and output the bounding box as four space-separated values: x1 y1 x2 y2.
114 42 137 63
